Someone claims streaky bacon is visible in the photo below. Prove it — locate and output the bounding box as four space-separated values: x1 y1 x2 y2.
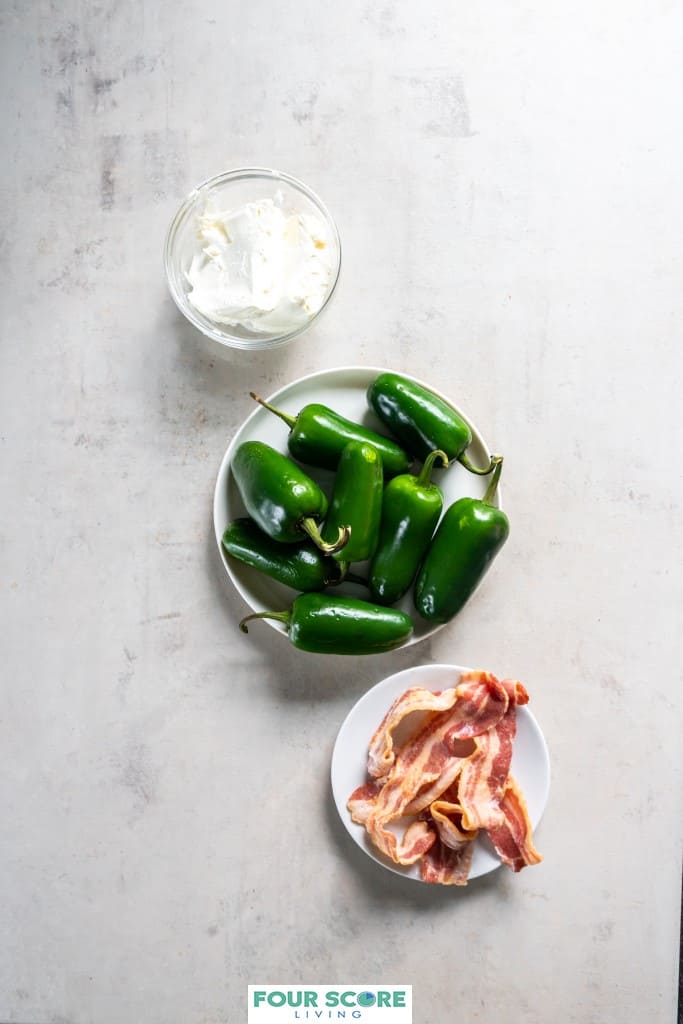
444 672 510 739
366 671 509 780
501 678 529 706
366 686 459 779
403 749 473 816
396 820 437 864
364 713 472 864
457 706 517 832
421 834 475 885
347 672 542 885
486 777 543 872
429 793 479 851
347 781 382 825
457 678 530 832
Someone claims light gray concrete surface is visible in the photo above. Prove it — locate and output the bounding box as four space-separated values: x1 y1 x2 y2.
1 2 682 1022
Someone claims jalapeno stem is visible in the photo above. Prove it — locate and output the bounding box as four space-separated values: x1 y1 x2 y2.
250 392 297 429
299 517 351 555
416 449 449 486
239 610 291 633
458 451 500 476
483 456 504 505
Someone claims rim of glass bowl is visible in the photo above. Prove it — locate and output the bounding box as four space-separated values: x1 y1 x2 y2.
163 167 342 351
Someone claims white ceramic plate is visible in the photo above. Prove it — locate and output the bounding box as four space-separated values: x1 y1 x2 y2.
213 366 499 648
330 664 550 883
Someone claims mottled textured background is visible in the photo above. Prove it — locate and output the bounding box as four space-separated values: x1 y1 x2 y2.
1 1 682 1022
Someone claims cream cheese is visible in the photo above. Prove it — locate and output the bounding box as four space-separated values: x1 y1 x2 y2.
185 192 336 335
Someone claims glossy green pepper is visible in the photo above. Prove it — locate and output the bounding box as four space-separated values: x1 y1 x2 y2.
231 441 350 554
369 449 449 605
222 518 346 591
250 391 411 477
414 456 509 623
322 441 383 563
239 593 413 654
367 372 497 475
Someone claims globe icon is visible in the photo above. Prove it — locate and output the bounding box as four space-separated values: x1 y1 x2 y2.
357 992 376 1007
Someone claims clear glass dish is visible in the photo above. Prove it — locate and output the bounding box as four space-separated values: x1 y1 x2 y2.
163 167 342 351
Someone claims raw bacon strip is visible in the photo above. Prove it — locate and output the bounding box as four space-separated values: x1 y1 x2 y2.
361 675 512 862
395 820 437 864
486 777 543 872
367 671 509 780
421 834 475 885
458 710 516 831
403 750 472 816
444 672 510 740
367 686 459 779
501 678 529 706
347 781 382 825
347 676 543 884
365 739 471 864
351 744 470 835
429 796 479 851
364 716 473 862
457 680 528 832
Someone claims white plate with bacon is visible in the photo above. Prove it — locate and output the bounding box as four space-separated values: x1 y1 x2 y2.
331 664 550 885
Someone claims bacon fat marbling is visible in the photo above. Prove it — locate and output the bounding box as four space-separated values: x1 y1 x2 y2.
347 670 542 885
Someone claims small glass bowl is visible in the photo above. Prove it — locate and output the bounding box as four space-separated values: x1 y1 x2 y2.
164 167 342 351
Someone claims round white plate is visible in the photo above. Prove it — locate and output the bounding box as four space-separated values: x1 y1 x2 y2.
213 366 500 648
331 663 550 883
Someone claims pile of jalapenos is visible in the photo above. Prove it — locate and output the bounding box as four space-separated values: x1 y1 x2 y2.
224 372 508 655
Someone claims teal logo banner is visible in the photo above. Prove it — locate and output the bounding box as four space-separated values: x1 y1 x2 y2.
248 985 412 1023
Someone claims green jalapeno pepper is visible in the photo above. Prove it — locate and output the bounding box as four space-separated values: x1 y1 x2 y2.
414 456 509 623
222 518 346 591
322 441 383 563
367 372 497 475
250 391 411 477
369 449 449 605
231 441 350 555
239 592 413 654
